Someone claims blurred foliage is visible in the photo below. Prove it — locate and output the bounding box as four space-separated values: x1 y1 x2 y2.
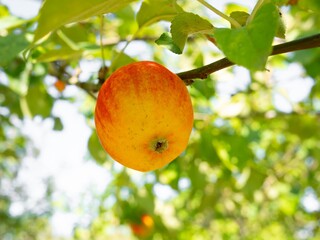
0 0 320 239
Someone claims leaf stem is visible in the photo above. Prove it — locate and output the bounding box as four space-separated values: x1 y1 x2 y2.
197 0 242 28
246 0 266 25
100 15 106 68
56 30 79 50
108 29 140 72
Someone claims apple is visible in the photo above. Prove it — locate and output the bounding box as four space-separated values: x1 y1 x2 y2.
54 79 66 92
95 61 193 172
130 214 154 237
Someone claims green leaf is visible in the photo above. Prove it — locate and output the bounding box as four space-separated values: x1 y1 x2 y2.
214 3 279 71
229 11 250 28
170 12 214 53
0 16 31 31
53 117 63 131
60 24 91 43
136 0 183 28
88 130 107 165
35 48 83 62
155 32 182 54
279 193 299 216
298 0 320 12
0 85 23 118
110 52 136 72
0 33 29 66
34 0 137 43
114 6 137 38
287 115 320 140
25 82 54 118
276 11 286 39
271 0 290 6
198 127 220 166
0 5 10 17
242 168 267 200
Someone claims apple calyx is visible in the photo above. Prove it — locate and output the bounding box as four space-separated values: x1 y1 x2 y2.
150 138 168 153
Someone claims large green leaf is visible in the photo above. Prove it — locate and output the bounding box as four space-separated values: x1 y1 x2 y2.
34 0 137 43
0 33 29 66
136 0 183 28
170 12 214 53
214 3 279 71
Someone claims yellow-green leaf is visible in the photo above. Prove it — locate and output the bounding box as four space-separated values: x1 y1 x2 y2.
136 0 183 28
35 48 83 63
34 0 137 43
170 12 214 53
214 3 279 71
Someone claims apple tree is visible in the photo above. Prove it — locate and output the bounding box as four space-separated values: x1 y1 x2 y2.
1 0 320 239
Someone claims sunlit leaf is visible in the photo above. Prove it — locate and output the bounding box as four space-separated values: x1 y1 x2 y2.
25 82 54 118
276 11 286 39
0 5 10 17
229 11 250 27
170 12 214 53
0 16 31 31
298 0 320 12
0 33 29 66
34 0 138 43
110 52 136 72
88 130 107 164
0 85 23 118
242 168 267 200
155 32 182 54
136 0 183 28
214 3 279 71
35 48 83 62
279 193 299 216
198 127 220 165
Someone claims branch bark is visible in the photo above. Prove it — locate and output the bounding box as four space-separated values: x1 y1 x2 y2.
177 33 320 84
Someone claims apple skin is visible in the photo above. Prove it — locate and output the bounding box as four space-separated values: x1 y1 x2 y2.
95 61 193 172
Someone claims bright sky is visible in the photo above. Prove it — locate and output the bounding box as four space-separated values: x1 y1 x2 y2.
18 99 112 236
1 0 318 238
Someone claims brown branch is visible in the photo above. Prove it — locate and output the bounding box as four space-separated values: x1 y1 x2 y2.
76 82 100 94
177 33 320 84
79 34 320 93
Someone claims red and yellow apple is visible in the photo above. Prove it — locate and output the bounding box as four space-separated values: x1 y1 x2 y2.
94 61 193 172
54 79 66 92
130 214 154 237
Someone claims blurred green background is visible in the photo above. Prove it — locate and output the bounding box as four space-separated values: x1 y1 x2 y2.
0 0 320 239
